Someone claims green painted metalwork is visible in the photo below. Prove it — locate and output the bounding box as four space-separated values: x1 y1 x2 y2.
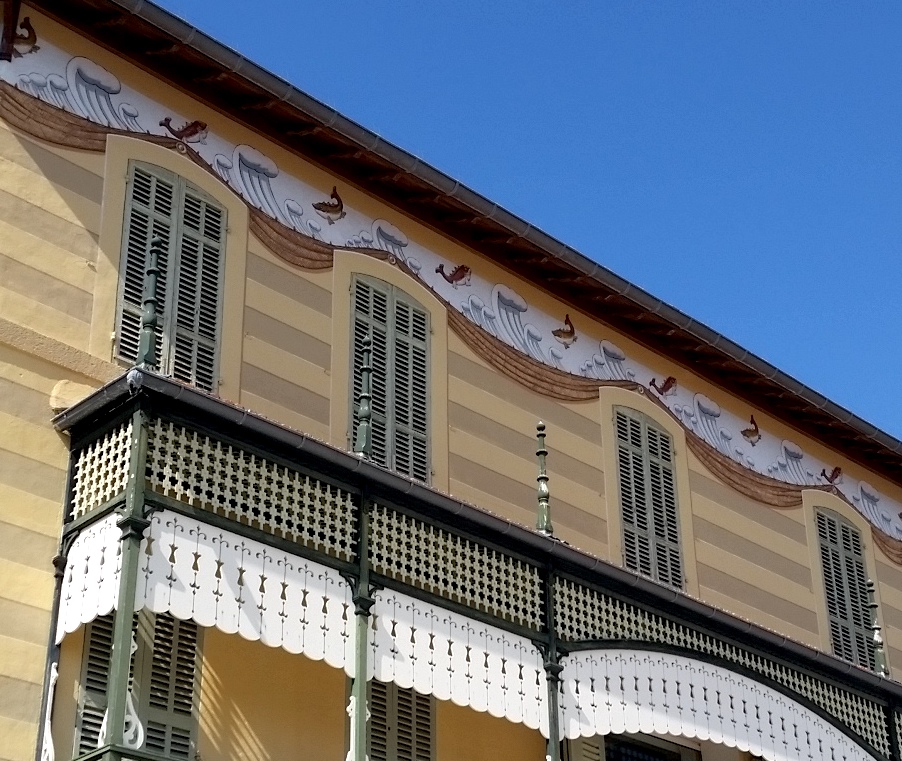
535 421 553 537
136 237 162 371
350 501 374 761
354 335 373 459
869 579 889 678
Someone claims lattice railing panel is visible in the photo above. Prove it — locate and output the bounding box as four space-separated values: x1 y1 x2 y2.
71 420 133 519
146 419 357 561
370 503 543 628
555 578 890 756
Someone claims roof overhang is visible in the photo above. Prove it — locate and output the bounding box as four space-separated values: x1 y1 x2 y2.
25 0 902 485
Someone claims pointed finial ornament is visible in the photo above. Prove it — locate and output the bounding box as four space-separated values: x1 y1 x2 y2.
354 335 373 458
536 421 553 536
867 579 888 677
136 235 162 370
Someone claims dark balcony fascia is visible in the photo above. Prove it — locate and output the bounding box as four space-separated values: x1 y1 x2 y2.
53 369 902 708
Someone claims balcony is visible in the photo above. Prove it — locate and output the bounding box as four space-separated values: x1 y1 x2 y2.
47 369 902 761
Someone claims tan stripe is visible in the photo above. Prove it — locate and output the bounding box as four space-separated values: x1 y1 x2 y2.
701 587 820 650
888 646 902 674
697 562 819 634
0 252 92 322
0 413 67 468
0 125 103 198
0 599 51 646
244 307 331 370
0 187 98 261
0 522 57 572
0 376 52 426
0 558 53 609
246 252 331 316
449 401 604 494
0 635 45 685
241 363 330 426
694 516 812 589
239 390 330 443
0 675 42 724
449 453 600 535
0 715 38 761
881 605 902 634
0 219 95 292
0 483 60 537
0 155 100 232
0 449 66 504
449 351 601 443
0 286 90 351
689 470 807 543
243 336 331 399
244 279 331 345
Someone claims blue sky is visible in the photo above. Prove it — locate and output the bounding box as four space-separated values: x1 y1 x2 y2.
155 0 902 439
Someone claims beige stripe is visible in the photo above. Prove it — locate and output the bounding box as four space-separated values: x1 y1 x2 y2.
449 351 601 443
243 336 331 399
0 558 53 609
0 376 51 426
0 522 57 572
0 599 51 646
0 187 98 261
0 219 95 291
694 516 812 589
0 253 92 322
0 155 100 232
0 635 45 685
241 363 330 426
0 483 60 537
0 715 38 761
698 563 819 634
689 470 807 543
0 675 42 724
0 449 66 504
888 646 902 674
245 279 331 345
449 453 599 534
244 308 331 370
0 125 103 198
0 286 90 351
449 401 604 494
881 605 902 634
0 412 67 468
239 390 330 443
246 252 331 316
701 587 820 649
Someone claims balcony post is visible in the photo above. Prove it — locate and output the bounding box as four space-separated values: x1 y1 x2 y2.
543 568 562 761
349 497 374 761
136 236 162 371
102 408 151 753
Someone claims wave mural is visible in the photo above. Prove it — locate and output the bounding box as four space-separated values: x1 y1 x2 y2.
3 36 902 549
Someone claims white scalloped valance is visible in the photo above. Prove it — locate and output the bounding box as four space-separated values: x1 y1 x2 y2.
371 586 548 735
57 513 122 642
560 649 877 761
136 511 355 672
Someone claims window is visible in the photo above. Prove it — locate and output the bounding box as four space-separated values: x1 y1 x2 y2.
816 509 875 669
351 275 430 482
368 680 434 761
75 612 200 759
565 734 699 761
116 162 226 392
614 407 682 589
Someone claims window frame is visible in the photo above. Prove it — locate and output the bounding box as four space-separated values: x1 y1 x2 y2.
114 160 227 392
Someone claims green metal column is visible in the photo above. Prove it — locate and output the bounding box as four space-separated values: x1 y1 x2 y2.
103 408 150 755
349 499 374 761
544 569 562 761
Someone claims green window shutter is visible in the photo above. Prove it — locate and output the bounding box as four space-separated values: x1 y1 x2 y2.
564 737 603 761
75 615 115 755
368 680 434 761
816 510 876 669
117 162 225 392
615 408 682 589
75 613 200 759
351 276 430 483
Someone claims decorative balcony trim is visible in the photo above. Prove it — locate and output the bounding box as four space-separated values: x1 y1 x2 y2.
561 649 880 761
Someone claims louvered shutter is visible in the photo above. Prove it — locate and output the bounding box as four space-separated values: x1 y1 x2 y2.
117 162 225 392
351 276 430 482
368 680 434 761
75 613 199 759
117 165 175 364
564 737 603 761
816 510 876 669
615 408 682 589
75 615 115 754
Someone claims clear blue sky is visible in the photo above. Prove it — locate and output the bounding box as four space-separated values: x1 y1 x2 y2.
155 0 902 439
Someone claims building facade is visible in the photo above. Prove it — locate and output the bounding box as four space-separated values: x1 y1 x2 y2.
2 3 902 761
